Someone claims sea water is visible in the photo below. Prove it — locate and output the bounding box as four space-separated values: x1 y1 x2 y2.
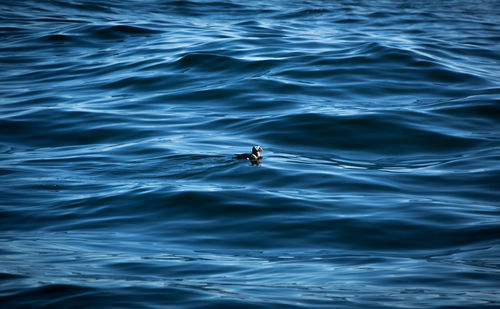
1 1 499 308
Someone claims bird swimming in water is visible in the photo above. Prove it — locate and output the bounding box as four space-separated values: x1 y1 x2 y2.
234 145 263 161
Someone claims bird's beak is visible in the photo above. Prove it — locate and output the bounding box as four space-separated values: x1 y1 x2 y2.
259 147 263 152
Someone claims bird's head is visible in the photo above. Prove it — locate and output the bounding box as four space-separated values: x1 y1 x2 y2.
252 145 263 156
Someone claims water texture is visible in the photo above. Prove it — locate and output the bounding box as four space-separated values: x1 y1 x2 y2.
1 0 499 308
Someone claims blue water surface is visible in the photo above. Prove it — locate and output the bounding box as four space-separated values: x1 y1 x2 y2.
1 0 499 308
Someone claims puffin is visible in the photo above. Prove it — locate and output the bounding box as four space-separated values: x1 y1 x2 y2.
234 145 263 161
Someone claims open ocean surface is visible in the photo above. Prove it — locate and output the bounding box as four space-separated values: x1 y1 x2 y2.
1 0 499 308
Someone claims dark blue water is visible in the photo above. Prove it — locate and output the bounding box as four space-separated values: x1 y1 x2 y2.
1 0 499 308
